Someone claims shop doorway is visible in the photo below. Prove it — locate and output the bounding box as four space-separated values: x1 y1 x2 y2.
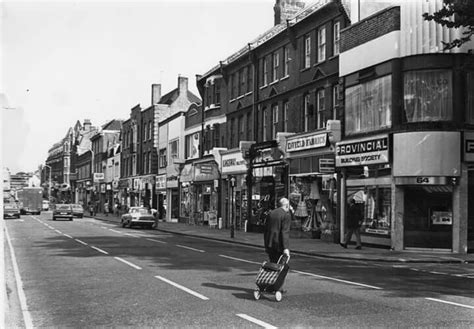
171 189 179 220
468 171 474 251
404 186 453 250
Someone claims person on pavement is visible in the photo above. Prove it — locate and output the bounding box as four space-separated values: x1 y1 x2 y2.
264 197 291 263
340 198 363 249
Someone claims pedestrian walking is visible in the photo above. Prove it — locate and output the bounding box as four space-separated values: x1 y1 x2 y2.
264 197 291 263
340 199 363 249
104 201 109 216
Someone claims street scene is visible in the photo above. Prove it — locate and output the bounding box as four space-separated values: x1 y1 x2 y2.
2 0 474 327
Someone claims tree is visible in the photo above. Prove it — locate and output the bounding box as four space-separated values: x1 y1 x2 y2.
423 0 474 50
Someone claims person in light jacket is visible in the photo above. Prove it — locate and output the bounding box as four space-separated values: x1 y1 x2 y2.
264 197 291 263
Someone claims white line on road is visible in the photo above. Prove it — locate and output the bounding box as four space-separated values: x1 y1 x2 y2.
219 255 261 265
91 246 109 255
176 244 205 253
236 314 277 329
109 229 122 234
293 270 383 290
114 257 142 270
425 298 474 310
124 233 140 238
147 238 167 244
63 233 73 239
54 229 62 234
154 275 209 300
5 226 34 329
75 239 88 246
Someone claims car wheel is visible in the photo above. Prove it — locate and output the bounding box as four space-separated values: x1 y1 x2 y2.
53 217 56 221
128 221 133 228
80 215 83 218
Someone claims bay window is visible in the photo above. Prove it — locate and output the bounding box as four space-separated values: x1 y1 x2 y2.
345 75 392 135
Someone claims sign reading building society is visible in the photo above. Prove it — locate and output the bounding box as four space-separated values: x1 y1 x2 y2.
336 135 389 167
286 133 328 152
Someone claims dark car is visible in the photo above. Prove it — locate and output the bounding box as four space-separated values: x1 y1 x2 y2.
4 203 21 219
121 207 155 229
71 204 84 218
53 204 73 221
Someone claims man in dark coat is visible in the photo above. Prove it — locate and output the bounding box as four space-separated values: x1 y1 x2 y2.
264 197 291 263
340 198 363 249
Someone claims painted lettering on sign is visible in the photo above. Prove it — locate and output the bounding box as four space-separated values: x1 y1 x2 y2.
466 139 474 153
286 133 327 152
336 137 388 155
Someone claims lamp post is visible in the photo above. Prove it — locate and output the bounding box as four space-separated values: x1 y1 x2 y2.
44 164 52 201
230 176 236 238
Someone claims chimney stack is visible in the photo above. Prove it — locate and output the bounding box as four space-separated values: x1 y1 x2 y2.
83 119 91 132
178 76 188 95
152 84 161 105
274 0 306 26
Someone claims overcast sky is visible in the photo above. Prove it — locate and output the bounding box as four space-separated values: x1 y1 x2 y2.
1 0 276 174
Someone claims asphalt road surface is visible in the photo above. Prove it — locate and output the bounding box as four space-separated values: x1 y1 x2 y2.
5 213 474 328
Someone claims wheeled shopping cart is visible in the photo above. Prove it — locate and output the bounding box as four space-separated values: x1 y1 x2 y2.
254 254 290 302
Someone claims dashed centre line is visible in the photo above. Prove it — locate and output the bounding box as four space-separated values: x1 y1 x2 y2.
292 270 383 290
109 229 122 234
154 275 209 300
114 257 142 270
75 239 88 246
176 245 205 253
426 298 474 310
63 233 73 239
91 246 109 255
147 238 167 244
236 314 276 329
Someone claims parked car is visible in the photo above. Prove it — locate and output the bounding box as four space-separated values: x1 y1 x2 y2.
71 204 84 218
53 204 73 221
121 207 155 229
4 203 21 219
42 200 50 211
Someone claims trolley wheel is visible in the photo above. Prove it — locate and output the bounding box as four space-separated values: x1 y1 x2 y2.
275 291 282 302
253 290 261 300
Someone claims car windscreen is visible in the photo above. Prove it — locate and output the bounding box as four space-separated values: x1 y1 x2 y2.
4 204 18 209
131 208 150 215
72 205 83 210
57 205 71 210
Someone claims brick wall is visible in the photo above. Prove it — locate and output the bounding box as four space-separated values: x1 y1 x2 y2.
341 6 400 53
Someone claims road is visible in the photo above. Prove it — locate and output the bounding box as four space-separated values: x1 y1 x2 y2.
5 212 474 328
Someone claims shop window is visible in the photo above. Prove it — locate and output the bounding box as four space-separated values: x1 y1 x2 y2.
467 72 474 124
347 186 391 236
345 75 392 135
404 70 453 123
169 139 179 160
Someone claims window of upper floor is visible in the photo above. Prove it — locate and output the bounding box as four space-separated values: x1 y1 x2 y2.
169 139 179 161
345 74 392 135
263 107 269 142
159 148 167 168
304 35 311 69
283 101 289 132
303 93 311 132
272 104 279 140
272 51 280 83
316 89 329 129
149 121 153 141
263 56 269 86
333 22 341 56
403 69 453 123
283 46 290 78
317 26 326 63
185 132 200 159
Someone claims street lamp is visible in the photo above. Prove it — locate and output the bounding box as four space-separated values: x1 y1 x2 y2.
44 164 52 201
230 176 236 238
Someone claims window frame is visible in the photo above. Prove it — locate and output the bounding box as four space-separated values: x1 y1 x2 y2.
159 148 167 168
263 56 269 86
272 51 279 82
333 22 340 56
304 94 311 132
304 35 311 68
283 101 289 132
272 104 279 139
317 89 327 128
318 26 326 63
283 46 290 77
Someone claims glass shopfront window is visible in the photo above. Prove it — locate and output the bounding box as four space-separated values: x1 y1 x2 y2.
347 185 391 236
403 70 453 123
345 75 392 135
467 72 474 124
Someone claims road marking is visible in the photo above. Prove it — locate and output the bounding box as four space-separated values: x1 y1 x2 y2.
236 314 276 329
101 226 108 229
147 238 167 244
109 229 122 234
176 244 205 253
114 257 142 270
124 233 140 238
91 246 109 255
54 229 62 234
154 275 209 300
75 239 88 246
219 255 261 265
426 298 474 310
429 271 447 275
5 226 34 328
63 233 73 239
293 270 383 290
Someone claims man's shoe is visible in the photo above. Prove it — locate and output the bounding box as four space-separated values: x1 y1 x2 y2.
339 243 347 249
355 246 362 250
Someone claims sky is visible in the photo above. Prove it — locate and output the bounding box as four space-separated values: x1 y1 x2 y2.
1 0 277 174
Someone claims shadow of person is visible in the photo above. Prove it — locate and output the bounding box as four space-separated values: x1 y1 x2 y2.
202 282 256 300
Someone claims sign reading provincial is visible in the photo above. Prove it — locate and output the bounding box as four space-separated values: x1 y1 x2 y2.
286 133 328 152
336 135 389 167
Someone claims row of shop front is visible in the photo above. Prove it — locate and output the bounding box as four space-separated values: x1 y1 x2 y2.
98 128 473 253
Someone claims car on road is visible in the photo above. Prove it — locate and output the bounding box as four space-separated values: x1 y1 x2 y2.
42 200 50 211
121 207 155 229
3 203 21 219
53 204 73 221
71 204 84 218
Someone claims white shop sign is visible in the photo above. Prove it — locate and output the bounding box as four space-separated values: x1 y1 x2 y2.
336 135 389 167
222 152 247 174
286 132 328 152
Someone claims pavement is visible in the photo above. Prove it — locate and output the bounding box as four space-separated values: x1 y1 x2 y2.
88 212 474 264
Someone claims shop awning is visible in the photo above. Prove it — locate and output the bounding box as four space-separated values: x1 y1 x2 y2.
180 164 194 182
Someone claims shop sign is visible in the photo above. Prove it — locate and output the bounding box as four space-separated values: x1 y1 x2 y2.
394 176 448 185
118 179 129 189
431 211 452 225
133 179 139 190
100 183 106 193
464 132 474 162
336 135 389 167
93 172 105 182
106 183 112 191
195 162 219 181
156 175 167 189
286 133 328 152
222 152 247 174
